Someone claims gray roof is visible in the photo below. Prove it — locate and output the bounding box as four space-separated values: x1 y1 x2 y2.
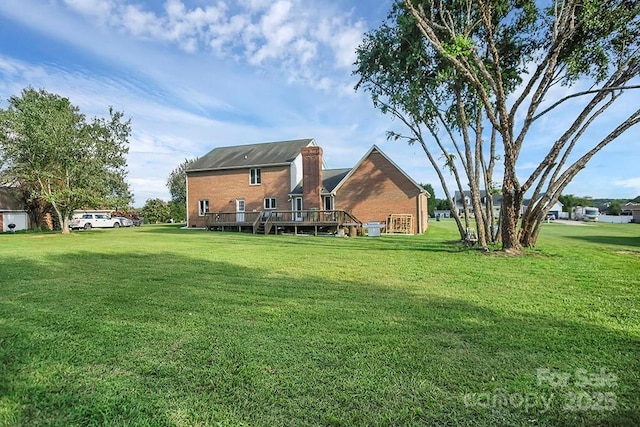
291 168 351 195
454 190 503 204
187 139 314 172
0 187 24 210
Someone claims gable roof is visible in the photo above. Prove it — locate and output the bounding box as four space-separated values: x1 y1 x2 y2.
187 138 315 172
331 145 426 195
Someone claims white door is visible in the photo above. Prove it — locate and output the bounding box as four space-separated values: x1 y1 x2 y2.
236 199 245 222
293 197 303 221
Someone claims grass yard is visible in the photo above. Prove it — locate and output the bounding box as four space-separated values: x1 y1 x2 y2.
0 220 639 426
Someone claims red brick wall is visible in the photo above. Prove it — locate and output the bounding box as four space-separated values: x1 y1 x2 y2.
187 165 292 227
301 146 322 210
335 150 427 234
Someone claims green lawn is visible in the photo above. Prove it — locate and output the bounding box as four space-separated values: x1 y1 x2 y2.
1 221 639 426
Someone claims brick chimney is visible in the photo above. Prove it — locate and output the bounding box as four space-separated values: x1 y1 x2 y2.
301 146 323 210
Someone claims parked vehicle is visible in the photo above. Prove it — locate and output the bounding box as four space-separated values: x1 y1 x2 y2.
115 217 134 227
132 217 144 227
69 213 121 230
573 206 599 222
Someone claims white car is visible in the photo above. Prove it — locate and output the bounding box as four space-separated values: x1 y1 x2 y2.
70 213 121 230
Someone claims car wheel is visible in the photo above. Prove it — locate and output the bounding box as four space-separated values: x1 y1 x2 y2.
113 222 120 228
84 223 92 230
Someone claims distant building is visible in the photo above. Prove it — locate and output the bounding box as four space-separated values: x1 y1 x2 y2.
623 203 640 223
453 190 502 218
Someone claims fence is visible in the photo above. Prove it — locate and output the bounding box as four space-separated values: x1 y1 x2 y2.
597 215 632 224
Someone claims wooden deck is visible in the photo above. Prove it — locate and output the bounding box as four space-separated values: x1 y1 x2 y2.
204 210 362 235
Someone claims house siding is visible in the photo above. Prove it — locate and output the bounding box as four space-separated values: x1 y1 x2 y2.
335 151 426 234
187 165 291 227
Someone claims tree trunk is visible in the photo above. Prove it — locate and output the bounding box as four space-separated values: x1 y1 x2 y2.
500 170 523 253
469 185 488 249
51 201 70 234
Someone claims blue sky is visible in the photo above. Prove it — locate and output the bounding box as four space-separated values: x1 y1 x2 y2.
1 0 638 205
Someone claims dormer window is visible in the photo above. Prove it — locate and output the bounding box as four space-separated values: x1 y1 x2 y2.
250 168 261 185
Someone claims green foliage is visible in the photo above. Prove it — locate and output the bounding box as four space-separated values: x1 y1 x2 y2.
558 0 640 84
140 198 170 223
421 183 437 216
442 34 473 58
0 87 131 232
167 158 198 204
168 200 186 222
0 222 638 425
607 200 622 215
435 198 451 210
354 0 539 125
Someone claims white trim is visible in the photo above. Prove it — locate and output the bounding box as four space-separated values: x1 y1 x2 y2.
198 199 210 216
264 197 277 210
250 168 262 185
185 174 189 227
418 194 423 234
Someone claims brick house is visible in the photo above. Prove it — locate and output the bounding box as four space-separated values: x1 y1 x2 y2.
186 139 428 234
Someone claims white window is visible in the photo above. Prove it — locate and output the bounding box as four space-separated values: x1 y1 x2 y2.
264 197 277 209
250 168 261 185
198 200 209 216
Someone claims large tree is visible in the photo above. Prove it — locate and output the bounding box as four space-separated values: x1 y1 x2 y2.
0 88 132 233
167 158 197 205
357 0 639 252
355 1 512 249
166 158 197 223
140 198 171 224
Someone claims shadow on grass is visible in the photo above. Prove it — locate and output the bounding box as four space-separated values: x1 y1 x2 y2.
1 251 638 426
137 226 469 254
563 234 640 248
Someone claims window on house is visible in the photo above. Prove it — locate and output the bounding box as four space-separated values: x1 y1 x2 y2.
250 168 262 185
324 196 333 211
198 200 209 216
264 197 277 209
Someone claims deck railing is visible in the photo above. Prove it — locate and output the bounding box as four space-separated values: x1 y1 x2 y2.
266 210 340 223
205 211 261 226
205 209 362 233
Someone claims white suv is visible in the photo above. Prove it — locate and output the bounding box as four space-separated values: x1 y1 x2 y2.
70 213 121 230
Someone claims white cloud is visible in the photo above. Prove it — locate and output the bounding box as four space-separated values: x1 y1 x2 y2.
615 178 640 195
63 0 114 22
123 4 166 39
51 0 368 89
